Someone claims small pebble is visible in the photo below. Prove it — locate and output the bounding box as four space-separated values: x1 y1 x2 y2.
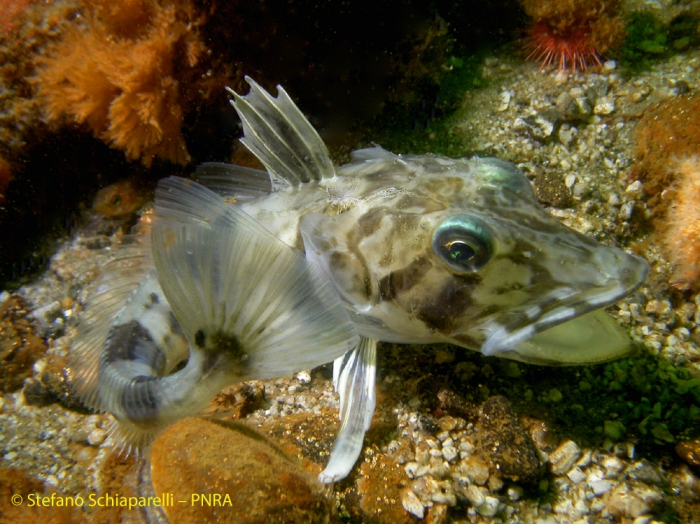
593 96 616 115
567 467 586 484
295 370 311 385
549 440 582 476
87 428 107 446
478 496 500 517
401 488 425 519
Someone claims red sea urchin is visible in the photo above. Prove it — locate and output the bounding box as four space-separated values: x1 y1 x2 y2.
519 0 625 71
525 21 602 70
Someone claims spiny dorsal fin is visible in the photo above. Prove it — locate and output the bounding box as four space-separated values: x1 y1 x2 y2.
227 77 336 186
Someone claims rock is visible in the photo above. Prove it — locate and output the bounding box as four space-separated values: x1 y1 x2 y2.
676 437 700 468
465 484 485 507
533 169 574 209
669 465 700 502
605 485 662 519
150 418 332 524
549 440 581 476
593 95 616 115
477 496 500 517
627 460 663 485
401 488 424 519
457 455 490 485
475 396 542 484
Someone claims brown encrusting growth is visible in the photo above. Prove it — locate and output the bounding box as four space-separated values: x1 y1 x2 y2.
0 465 90 524
0 0 35 35
0 294 47 393
519 0 625 70
34 0 207 167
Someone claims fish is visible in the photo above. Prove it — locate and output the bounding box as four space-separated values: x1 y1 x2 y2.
69 77 648 484
92 178 149 217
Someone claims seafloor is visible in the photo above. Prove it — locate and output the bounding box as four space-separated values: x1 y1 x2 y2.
2 7 700 524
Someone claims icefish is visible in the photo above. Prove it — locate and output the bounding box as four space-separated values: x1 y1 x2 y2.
69 77 648 483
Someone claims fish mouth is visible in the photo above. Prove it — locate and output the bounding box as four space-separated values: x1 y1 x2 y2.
478 252 648 364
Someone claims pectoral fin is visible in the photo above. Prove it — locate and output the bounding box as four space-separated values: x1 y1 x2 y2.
152 176 359 380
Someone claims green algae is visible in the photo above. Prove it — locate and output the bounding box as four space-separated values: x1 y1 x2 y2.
359 47 490 158
619 11 700 74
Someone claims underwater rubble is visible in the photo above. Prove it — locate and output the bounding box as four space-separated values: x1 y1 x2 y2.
0 1 700 523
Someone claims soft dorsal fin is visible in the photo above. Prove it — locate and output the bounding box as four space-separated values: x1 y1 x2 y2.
227 77 336 186
349 146 397 163
194 162 271 202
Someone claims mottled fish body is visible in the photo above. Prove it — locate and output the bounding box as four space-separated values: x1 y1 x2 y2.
70 77 648 483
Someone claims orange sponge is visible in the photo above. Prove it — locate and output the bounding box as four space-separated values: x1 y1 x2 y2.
34 0 205 166
660 156 700 290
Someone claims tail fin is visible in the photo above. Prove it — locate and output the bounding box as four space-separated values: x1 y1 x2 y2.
227 77 336 186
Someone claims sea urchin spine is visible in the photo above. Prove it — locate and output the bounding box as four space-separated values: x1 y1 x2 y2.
519 0 625 71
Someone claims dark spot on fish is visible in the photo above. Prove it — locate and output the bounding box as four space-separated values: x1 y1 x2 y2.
210 331 246 360
104 320 166 372
330 251 348 271
149 292 159 304
416 274 479 331
195 330 205 348
198 330 248 375
120 375 159 422
356 208 385 239
168 312 183 335
378 255 431 301
451 332 482 350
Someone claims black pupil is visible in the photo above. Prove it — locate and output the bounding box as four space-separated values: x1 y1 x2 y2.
447 240 475 263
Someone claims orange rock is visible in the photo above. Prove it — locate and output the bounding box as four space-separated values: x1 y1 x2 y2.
150 418 332 524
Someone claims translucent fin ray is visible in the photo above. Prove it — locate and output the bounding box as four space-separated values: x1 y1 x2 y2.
228 76 335 185
69 234 154 411
194 162 271 202
152 176 358 380
319 337 377 484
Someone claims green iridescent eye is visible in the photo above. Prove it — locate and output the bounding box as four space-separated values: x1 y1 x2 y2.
433 215 494 273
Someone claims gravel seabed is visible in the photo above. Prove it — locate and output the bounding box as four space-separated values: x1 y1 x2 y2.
3 38 700 524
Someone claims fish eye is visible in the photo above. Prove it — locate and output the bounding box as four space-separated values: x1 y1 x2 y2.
432 215 494 273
